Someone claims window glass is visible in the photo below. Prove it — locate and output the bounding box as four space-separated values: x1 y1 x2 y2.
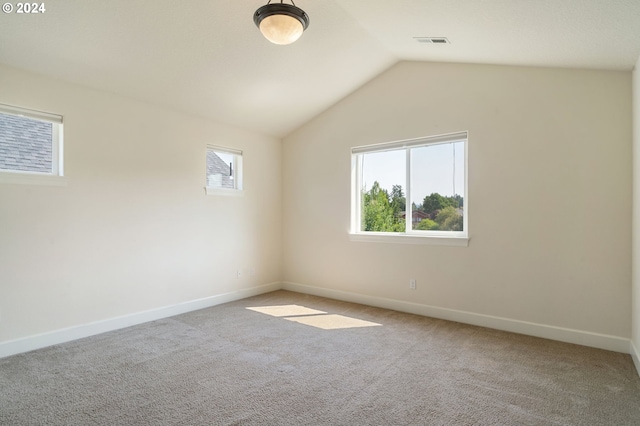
359 149 405 232
410 141 465 231
207 150 235 189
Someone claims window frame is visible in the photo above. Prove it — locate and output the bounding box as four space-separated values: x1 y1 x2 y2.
204 144 243 196
0 103 65 186
350 131 468 246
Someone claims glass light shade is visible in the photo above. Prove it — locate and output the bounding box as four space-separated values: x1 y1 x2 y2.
259 14 304 45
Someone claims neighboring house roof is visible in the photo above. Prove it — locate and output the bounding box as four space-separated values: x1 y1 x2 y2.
0 113 52 173
206 150 233 188
400 210 429 219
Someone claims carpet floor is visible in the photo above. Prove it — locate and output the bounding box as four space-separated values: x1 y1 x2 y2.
1 290 640 425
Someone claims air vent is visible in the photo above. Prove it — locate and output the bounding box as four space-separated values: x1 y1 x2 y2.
414 37 450 44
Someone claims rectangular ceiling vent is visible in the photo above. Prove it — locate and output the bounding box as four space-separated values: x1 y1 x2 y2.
414 37 450 44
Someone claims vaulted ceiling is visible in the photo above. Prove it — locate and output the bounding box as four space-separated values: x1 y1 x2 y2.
1 0 639 137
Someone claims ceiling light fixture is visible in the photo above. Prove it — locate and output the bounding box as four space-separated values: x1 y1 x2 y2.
254 0 310 45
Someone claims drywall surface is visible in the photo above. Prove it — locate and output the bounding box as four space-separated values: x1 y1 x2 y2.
283 61 632 338
633 55 640 356
0 65 282 343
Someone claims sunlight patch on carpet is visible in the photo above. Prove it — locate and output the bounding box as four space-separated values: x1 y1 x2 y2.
285 314 382 330
246 305 326 317
247 305 382 329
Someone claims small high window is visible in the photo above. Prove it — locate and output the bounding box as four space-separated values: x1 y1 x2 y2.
0 103 64 184
351 132 467 245
205 145 243 195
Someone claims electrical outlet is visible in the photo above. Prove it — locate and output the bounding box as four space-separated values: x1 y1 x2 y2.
237 269 243 279
409 279 416 290
249 267 256 276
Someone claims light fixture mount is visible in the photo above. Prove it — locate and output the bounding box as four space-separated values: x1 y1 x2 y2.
254 1 310 45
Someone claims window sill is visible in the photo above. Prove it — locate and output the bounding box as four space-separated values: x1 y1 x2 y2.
204 186 244 197
349 232 469 246
0 171 67 187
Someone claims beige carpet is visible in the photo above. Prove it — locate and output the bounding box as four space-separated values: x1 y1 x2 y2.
1 290 639 425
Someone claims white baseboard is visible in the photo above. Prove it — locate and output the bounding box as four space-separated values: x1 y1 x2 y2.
0 282 281 359
631 340 640 377
3 281 632 360
282 281 631 354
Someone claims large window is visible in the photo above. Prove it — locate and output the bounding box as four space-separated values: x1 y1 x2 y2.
0 103 64 183
205 145 243 195
351 132 467 243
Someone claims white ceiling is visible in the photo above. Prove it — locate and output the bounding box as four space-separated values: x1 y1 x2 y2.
1 0 639 137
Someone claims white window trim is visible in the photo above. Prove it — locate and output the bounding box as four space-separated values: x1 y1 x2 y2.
0 103 62 123
205 187 244 197
204 145 244 196
0 103 65 186
349 232 468 246
0 169 67 186
350 131 468 246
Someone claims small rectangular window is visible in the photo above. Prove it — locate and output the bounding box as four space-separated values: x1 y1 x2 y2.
351 132 467 244
205 145 243 195
0 103 64 179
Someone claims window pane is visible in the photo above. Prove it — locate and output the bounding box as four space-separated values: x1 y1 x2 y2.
0 112 53 173
359 149 406 232
410 142 464 231
206 149 236 189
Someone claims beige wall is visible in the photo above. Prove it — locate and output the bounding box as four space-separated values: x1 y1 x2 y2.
0 65 282 343
633 55 640 358
0 59 634 353
283 61 632 338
